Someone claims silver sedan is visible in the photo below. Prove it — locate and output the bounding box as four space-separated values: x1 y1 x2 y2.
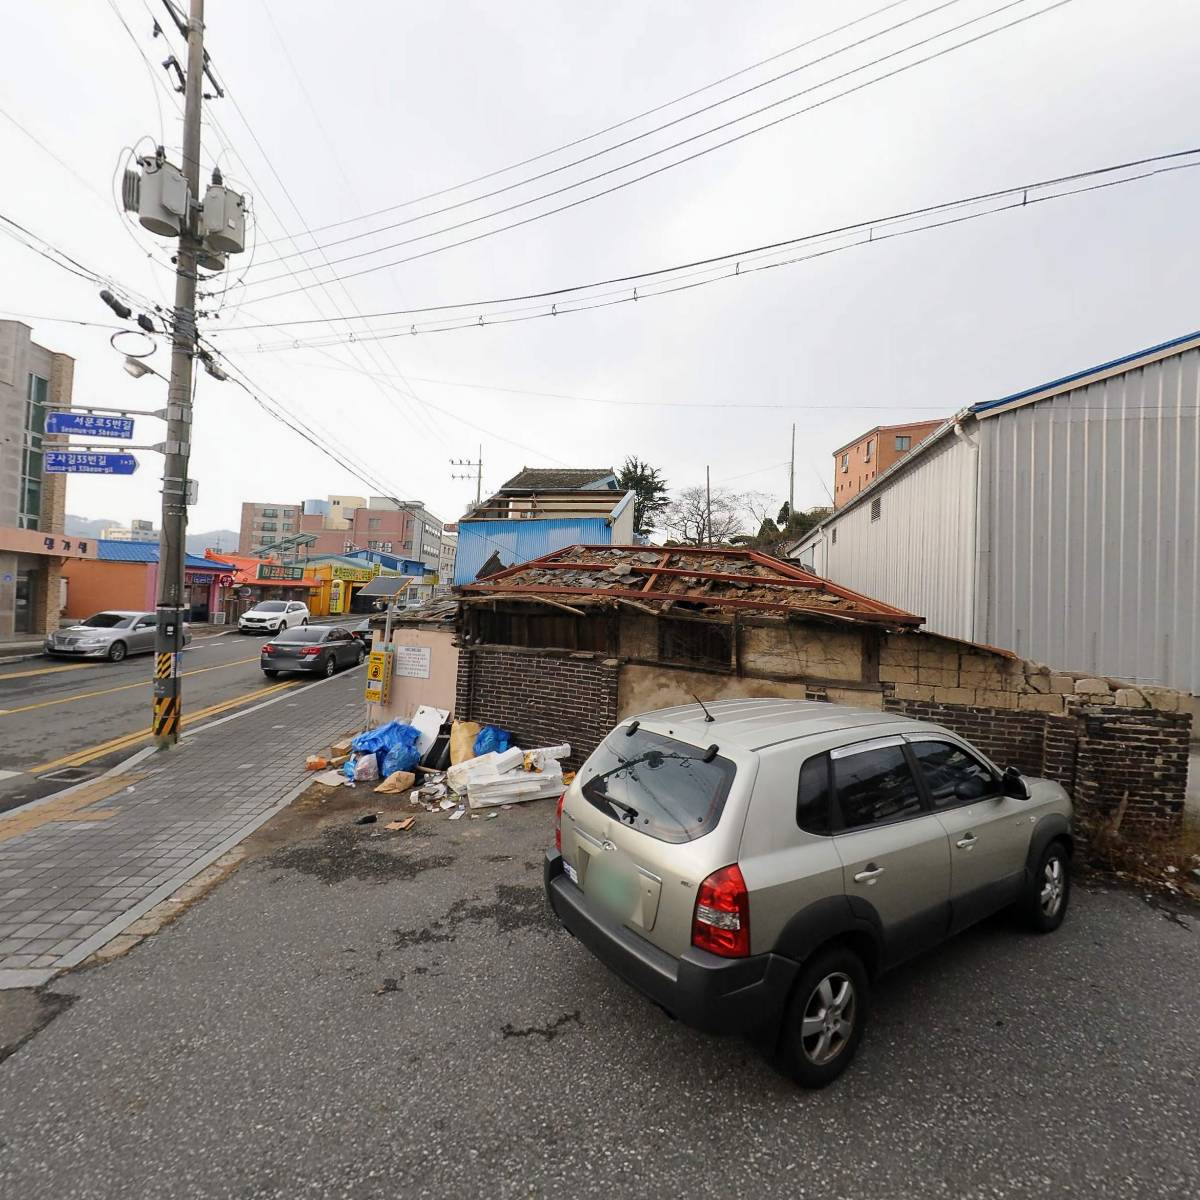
43 611 193 662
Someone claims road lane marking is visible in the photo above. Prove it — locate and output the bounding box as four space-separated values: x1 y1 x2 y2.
0 656 264 717
30 680 301 773
0 662 104 681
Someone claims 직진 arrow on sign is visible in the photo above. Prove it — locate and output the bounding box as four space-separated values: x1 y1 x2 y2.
44 451 139 475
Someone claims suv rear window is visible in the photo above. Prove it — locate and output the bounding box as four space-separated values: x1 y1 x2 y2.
579 728 735 844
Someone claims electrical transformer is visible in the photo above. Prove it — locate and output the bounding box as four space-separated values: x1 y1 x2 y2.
201 183 247 255
130 155 190 238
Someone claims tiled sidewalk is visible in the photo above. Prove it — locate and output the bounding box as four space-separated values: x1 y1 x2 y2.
0 672 367 988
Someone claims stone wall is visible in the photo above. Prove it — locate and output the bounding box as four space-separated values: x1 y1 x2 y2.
455 646 619 770
881 632 1192 832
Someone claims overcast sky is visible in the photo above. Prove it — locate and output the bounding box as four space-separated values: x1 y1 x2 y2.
2 0 1198 537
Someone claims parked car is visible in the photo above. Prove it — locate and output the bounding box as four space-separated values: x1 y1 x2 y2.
347 618 374 649
239 600 308 635
261 625 365 678
545 698 1073 1088
44 611 192 662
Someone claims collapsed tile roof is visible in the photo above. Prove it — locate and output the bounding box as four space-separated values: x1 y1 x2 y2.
459 545 923 626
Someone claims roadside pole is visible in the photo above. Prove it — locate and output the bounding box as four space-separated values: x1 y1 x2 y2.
153 0 206 748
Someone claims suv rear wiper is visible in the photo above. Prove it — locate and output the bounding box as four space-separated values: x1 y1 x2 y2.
603 796 639 823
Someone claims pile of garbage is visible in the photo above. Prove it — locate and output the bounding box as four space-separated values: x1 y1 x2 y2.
307 712 570 817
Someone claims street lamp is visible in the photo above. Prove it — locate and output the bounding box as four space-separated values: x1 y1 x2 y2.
124 356 165 381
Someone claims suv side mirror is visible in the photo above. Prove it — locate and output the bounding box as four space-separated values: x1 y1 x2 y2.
1002 765 1030 800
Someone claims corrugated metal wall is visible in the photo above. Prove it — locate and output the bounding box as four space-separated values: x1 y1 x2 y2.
453 517 616 585
817 431 978 639
979 347 1200 692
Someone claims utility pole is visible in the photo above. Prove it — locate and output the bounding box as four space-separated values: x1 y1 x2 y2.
450 444 483 506
705 465 712 546
788 422 795 520
152 0 205 748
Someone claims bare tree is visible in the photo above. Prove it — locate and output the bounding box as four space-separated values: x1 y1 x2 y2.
661 485 748 545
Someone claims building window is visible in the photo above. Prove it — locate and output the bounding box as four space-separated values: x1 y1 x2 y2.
19 374 49 529
657 618 733 671
282 523 293 532
840 453 849 473
282 509 294 517
895 435 911 451
864 439 874 462
367 516 381 531
262 508 278 518
870 497 882 522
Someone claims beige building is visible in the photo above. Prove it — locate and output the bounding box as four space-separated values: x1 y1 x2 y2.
0 321 96 637
238 500 303 554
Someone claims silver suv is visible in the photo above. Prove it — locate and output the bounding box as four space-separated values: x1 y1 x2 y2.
545 698 1072 1087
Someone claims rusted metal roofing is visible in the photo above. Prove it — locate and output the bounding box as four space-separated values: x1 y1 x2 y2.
459 545 924 626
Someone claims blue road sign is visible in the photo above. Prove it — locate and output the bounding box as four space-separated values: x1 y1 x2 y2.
44 451 138 475
45 412 135 439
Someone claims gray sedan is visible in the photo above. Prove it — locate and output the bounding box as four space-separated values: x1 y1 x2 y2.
43 611 192 662
261 625 365 678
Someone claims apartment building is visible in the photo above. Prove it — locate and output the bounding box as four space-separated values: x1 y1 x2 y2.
0 321 95 636
238 500 303 554
832 419 942 508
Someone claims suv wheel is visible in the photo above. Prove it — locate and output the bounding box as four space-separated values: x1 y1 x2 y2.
1022 840 1070 933
778 946 869 1089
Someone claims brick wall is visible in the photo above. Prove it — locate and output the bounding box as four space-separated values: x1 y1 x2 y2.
883 690 1191 833
455 647 619 770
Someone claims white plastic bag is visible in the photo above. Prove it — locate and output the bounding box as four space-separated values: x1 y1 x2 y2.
353 754 380 782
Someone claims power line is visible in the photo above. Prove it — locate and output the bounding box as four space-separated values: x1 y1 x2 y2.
214 150 1200 351
238 0 1073 301
220 147 1200 335
252 0 971 267
255 0 925 247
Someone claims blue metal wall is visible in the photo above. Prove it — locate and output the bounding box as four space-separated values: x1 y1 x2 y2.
454 517 615 585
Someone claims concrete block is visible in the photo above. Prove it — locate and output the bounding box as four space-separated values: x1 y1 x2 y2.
1049 674 1075 694
975 689 1019 710
893 683 935 702
916 644 960 670
932 686 975 706
1024 673 1050 694
1018 693 1066 713
825 688 884 711
917 666 958 687
1140 686 1180 713
879 640 918 667
1114 687 1148 708
1074 677 1112 696
878 663 918 684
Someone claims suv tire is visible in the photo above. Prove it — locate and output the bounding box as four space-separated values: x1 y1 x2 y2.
1022 840 1070 933
778 945 870 1089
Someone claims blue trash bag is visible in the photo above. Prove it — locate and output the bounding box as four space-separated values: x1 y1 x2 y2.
473 725 512 756
352 721 420 775
381 728 422 777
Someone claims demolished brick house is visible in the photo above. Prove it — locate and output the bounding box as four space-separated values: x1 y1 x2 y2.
453 545 1193 833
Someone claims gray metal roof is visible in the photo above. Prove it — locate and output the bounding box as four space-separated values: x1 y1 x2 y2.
635 697 913 751
499 468 616 492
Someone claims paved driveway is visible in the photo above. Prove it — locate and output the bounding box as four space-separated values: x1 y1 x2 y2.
0 793 1195 1199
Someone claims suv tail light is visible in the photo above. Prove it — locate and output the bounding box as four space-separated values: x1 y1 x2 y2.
692 864 750 957
555 791 565 852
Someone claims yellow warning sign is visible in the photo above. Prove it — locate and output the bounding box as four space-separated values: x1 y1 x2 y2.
365 648 392 704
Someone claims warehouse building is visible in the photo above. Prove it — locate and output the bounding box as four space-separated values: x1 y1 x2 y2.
792 330 1200 695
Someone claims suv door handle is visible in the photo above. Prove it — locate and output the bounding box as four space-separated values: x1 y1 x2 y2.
956 834 977 849
854 864 884 884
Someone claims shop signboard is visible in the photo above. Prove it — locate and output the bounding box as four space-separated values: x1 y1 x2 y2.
257 563 305 581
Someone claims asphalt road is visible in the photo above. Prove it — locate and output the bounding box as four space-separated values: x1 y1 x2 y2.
0 623 350 813
0 788 1195 1199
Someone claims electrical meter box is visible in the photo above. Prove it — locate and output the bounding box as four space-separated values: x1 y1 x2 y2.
136 159 189 237
202 184 247 255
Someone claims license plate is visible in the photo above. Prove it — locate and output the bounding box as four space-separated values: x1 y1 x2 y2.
588 858 636 916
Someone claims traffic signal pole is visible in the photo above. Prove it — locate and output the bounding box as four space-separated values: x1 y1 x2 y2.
153 0 205 748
